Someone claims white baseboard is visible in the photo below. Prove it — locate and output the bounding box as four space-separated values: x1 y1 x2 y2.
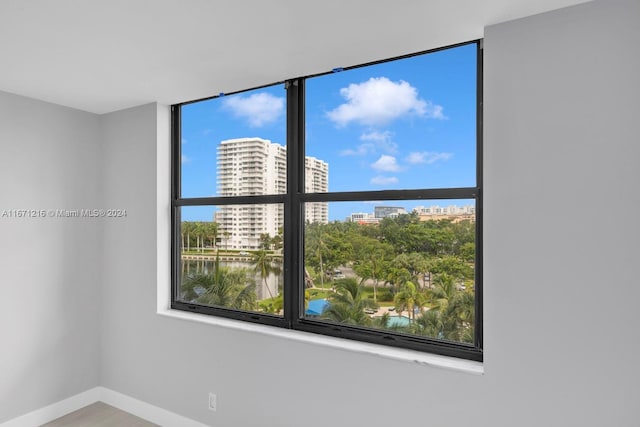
98 387 209 427
0 387 209 427
0 388 101 427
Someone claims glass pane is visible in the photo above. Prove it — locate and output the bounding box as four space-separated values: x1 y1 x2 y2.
305 43 476 192
178 205 284 316
303 200 476 344
181 84 287 198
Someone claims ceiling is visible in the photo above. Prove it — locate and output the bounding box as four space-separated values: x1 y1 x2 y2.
0 0 592 114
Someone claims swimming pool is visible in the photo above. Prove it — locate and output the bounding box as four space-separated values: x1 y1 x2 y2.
373 315 411 327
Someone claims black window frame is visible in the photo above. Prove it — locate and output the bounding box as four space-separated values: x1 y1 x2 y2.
171 40 483 361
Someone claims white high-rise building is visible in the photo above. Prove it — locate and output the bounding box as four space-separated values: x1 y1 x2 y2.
304 156 329 224
216 138 328 250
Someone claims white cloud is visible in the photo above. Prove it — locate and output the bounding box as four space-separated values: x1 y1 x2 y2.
181 154 190 164
326 77 444 127
406 151 452 165
428 104 446 120
340 131 398 157
222 92 284 127
371 155 401 172
370 176 399 185
181 138 187 144
340 143 375 156
361 130 391 142
360 131 398 153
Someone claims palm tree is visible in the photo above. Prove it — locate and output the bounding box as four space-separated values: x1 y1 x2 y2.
413 310 444 339
429 273 457 313
385 265 411 292
393 281 426 321
259 233 272 250
181 256 256 311
205 222 219 250
321 278 377 326
373 311 390 329
192 221 205 252
182 221 194 252
305 225 328 287
353 240 392 302
424 273 475 342
444 289 475 343
251 250 282 299
371 311 409 332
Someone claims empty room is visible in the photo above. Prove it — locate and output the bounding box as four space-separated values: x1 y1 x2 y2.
1 1 638 426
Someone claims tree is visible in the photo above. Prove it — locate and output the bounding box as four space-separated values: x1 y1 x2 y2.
384 265 411 292
259 233 272 250
321 278 377 326
251 250 281 299
305 222 353 287
191 221 206 252
424 273 474 342
205 222 219 249
393 253 429 287
181 221 194 251
393 281 426 321
428 273 457 313
412 310 444 339
458 242 475 262
353 240 393 302
259 294 283 314
181 256 256 311
271 229 283 252
450 219 475 255
428 256 474 282
373 311 391 329
305 223 329 287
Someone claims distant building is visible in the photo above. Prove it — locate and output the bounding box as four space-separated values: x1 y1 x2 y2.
348 212 380 225
413 204 476 223
216 137 328 249
304 156 329 224
374 206 407 218
347 204 476 226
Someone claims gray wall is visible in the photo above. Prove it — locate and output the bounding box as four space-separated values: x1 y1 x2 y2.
483 0 640 424
2 0 639 425
0 92 102 422
98 1 640 426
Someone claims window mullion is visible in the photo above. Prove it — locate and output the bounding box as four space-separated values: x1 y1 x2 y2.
284 79 304 326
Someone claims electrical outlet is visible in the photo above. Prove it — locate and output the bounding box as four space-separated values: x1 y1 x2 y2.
208 393 217 412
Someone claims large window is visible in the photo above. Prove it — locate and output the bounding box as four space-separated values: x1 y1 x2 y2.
172 40 482 360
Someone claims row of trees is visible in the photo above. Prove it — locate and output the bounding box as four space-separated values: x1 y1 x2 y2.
306 213 476 343
305 213 474 292
180 212 476 344
181 221 221 251
321 276 474 343
181 222 284 252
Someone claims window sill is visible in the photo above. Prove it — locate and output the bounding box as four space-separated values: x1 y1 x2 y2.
157 307 484 375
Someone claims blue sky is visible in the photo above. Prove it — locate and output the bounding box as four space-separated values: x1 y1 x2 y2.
181 43 477 221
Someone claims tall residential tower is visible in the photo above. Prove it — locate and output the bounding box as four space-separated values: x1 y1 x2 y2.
215 138 328 250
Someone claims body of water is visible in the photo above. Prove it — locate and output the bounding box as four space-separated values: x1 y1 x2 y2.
182 259 282 300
